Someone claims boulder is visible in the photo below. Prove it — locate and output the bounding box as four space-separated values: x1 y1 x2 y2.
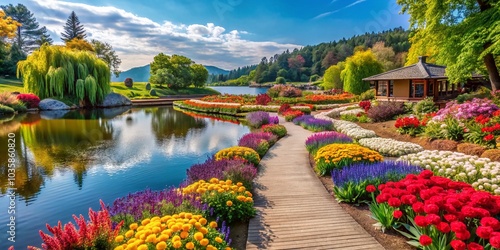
99 93 132 108
38 98 71 110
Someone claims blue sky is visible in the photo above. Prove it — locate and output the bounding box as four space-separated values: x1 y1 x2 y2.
11 0 409 70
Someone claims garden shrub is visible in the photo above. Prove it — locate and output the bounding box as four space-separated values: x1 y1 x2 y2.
481 149 500 162
182 178 256 223
0 92 19 106
394 116 425 136
10 102 27 112
145 82 151 90
223 163 258 189
215 146 260 166
457 143 486 156
430 139 458 151
39 201 122 250
359 100 371 112
238 135 270 157
356 89 375 101
261 124 287 138
314 143 383 176
283 110 304 122
246 111 270 128
114 212 231 249
186 157 250 184
456 86 492 103
255 93 272 105
292 115 333 132
310 74 320 82
413 97 438 116
366 101 405 122
0 104 15 114
278 103 291 114
16 93 41 109
124 77 133 88
331 161 422 204
239 132 277 147
269 116 279 124
275 76 286 85
305 131 353 154
280 86 302 98
149 88 157 96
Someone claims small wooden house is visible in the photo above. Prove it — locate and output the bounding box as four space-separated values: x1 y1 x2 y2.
363 56 484 102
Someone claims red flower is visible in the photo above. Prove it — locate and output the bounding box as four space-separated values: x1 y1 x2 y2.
401 195 417 205
419 170 434 179
419 234 432 246
455 231 471 241
481 217 500 230
436 222 450 234
424 204 440 214
490 236 500 248
412 202 425 214
415 215 430 227
444 214 458 222
466 242 484 250
450 240 466 250
365 185 376 193
425 214 441 225
388 197 401 208
484 134 495 141
476 226 494 239
393 210 403 219
451 221 467 233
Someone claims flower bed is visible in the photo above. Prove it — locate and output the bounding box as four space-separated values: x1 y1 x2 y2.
370 170 500 249
238 132 277 157
358 138 424 157
332 161 422 204
305 131 353 154
246 111 270 128
261 124 287 138
114 212 232 250
314 143 384 176
215 146 260 166
292 115 333 132
321 104 358 118
283 110 304 122
186 157 256 187
240 105 311 114
339 108 364 117
304 92 354 104
397 150 500 194
174 100 241 115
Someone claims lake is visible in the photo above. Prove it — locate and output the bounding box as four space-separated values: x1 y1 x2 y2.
0 106 250 248
209 86 269 95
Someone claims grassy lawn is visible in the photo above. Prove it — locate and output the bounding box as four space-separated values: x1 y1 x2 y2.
110 82 219 98
0 77 24 93
0 79 219 99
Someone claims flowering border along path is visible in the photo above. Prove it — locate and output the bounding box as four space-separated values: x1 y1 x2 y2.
246 116 384 249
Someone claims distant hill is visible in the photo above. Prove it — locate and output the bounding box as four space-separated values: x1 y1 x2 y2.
112 65 229 82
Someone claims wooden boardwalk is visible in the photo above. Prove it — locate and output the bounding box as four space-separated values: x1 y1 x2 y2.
246 120 385 250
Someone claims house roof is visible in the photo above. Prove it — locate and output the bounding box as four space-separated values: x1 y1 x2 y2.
363 56 448 81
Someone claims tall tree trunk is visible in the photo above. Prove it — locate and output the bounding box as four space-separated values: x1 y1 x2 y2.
483 51 500 92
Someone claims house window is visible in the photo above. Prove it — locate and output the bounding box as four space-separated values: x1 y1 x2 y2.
389 80 394 97
428 81 434 96
377 81 388 96
438 80 448 96
410 80 425 98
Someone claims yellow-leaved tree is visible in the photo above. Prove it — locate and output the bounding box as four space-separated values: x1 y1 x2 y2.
0 10 20 38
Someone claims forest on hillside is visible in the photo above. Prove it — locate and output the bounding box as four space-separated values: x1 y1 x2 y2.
209 27 410 85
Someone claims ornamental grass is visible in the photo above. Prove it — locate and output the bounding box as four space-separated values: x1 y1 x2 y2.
293 115 333 132
305 131 353 155
113 213 231 250
215 146 260 166
314 143 383 176
182 178 256 223
331 161 422 204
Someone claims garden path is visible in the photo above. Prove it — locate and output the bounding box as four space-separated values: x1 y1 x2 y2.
246 118 385 249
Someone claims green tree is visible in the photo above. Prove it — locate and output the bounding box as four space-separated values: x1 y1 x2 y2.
1 4 49 53
190 64 208 87
322 61 345 90
371 41 397 71
34 27 53 46
17 44 110 106
61 11 86 42
398 0 500 91
341 50 383 95
90 39 121 77
149 54 204 88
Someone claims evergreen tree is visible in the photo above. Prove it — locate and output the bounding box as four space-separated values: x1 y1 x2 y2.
1 4 48 53
35 26 53 46
61 11 87 42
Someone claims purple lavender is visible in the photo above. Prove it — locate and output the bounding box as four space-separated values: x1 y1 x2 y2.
223 162 257 187
239 132 278 146
331 161 422 188
269 116 280 124
108 187 203 222
305 131 353 154
246 111 270 128
293 115 333 132
186 157 249 184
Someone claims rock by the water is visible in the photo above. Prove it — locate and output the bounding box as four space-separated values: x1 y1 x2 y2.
99 93 132 107
38 98 71 110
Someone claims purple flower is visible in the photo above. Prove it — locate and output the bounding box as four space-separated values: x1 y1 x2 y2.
305 131 352 154
186 157 249 183
293 115 333 132
331 161 422 188
246 111 270 128
434 98 499 121
269 116 279 124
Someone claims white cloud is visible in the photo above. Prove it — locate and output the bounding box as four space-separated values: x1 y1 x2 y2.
24 0 300 70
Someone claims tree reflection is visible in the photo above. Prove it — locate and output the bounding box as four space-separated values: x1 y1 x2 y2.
150 107 206 144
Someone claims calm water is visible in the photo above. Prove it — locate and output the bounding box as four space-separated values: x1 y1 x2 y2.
209 86 269 95
0 106 250 248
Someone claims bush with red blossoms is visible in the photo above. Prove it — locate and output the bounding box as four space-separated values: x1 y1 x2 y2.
371 169 500 249
255 93 272 105
16 93 41 109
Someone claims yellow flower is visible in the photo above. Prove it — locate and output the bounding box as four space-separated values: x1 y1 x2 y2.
200 238 209 246
180 231 189 239
185 242 195 249
125 230 134 238
199 218 207 225
245 197 253 202
194 232 204 241
138 245 148 250
210 221 218 228
215 236 223 243
156 241 167 250
114 246 124 250
129 223 139 230
172 240 182 249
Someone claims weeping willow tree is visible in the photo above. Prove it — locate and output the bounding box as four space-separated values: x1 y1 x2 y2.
17 44 111 106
